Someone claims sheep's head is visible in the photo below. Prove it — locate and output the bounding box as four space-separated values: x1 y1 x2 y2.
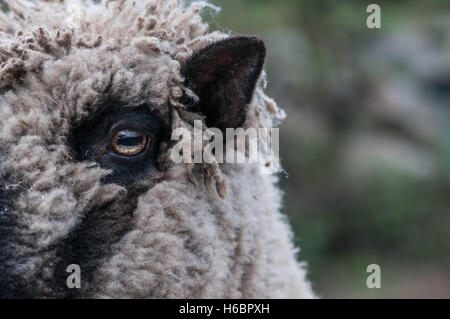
0 0 312 299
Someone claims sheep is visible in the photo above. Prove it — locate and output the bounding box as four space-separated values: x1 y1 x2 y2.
0 0 315 298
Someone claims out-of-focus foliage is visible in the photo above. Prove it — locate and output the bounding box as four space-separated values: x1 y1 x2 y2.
209 0 450 298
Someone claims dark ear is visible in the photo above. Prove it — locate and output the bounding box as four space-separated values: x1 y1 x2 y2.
181 36 266 131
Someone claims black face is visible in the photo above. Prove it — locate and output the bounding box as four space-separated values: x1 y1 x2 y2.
0 152 10 221
72 104 165 186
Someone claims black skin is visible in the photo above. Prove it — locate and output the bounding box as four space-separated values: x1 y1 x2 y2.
182 36 266 132
0 164 29 298
48 104 167 297
0 36 266 298
72 104 166 186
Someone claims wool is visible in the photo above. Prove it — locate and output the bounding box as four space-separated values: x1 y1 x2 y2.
0 0 314 298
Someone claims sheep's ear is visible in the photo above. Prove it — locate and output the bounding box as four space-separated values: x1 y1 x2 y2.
181 36 266 131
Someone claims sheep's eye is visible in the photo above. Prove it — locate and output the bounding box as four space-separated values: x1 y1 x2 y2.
112 130 148 156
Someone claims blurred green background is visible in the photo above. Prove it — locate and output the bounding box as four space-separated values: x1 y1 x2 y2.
207 0 450 298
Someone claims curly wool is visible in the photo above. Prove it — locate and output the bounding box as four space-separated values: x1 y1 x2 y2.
0 0 314 298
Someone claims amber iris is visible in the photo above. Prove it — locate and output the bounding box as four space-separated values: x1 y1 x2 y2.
112 130 148 156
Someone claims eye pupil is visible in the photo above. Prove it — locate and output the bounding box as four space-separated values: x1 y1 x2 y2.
117 131 142 147
113 130 148 156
